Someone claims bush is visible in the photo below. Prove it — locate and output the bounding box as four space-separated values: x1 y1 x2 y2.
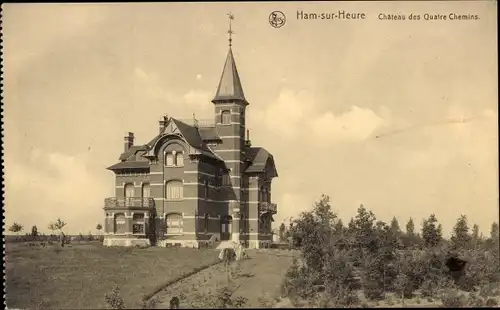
467 292 485 307
105 285 125 309
440 288 468 307
141 296 158 309
485 298 499 307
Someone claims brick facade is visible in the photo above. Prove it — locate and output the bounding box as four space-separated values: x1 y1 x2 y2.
102 46 278 249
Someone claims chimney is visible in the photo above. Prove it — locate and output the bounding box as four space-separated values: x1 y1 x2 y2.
159 114 168 133
124 132 134 152
244 129 252 147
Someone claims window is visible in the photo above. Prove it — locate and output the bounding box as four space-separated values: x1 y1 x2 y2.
176 152 184 167
165 152 174 166
222 174 230 186
166 180 183 200
124 183 134 198
124 183 134 206
166 213 183 234
240 214 246 234
132 214 145 234
204 180 209 198
165 151 184 167
204 214 210 233
141 183 150 198
114 213 126 234
221 110 231 125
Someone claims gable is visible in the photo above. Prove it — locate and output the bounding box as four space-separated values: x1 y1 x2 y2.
164 119 181 135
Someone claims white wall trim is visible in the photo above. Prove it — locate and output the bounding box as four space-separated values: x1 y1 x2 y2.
184 171 215 178
216 149 244 153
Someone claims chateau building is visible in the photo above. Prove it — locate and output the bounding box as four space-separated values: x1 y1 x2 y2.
102 27 278 249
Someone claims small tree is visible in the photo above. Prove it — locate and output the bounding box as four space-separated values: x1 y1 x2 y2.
390 217 401 234
279 223 286 242
48 218 67 247
9 222 24 239
490 222 499 244
451 215 470 250
96 223 103 236
31 225 39 240
422 214 442 248
105 285 125 309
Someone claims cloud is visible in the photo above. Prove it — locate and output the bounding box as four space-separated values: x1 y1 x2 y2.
4 148 110 234
133 66 213 116
255 88 387 144
311 106 386 142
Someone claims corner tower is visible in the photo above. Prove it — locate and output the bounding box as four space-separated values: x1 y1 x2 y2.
212 14 248 203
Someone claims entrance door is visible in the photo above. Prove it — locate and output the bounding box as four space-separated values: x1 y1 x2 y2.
220 215 232 241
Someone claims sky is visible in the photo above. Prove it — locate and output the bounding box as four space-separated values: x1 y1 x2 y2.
3 2 498 236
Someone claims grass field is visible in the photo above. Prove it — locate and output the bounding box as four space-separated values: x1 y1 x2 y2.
5 242 220 309
154 250 298 308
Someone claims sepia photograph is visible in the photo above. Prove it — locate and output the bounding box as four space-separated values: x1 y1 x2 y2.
2 1 499 309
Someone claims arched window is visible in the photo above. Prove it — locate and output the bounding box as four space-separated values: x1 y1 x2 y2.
166 213 183 234
165 152 174 166
114 213 126 234
221 110 231 125
141 183 150 198
132 213 145 234
165 180 183 200
176 152 184 167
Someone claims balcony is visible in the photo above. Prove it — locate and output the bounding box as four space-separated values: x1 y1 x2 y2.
259 202 277 215
104 197 155 210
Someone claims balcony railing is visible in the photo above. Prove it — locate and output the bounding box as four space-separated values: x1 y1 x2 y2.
104 197 155 209
259 202 278 215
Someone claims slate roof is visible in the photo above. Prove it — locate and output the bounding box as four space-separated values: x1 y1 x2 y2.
198 127 222 142
244 147 278 177
119 145 149 161
107 161 150 170
212 48 248 105
107 118 224 172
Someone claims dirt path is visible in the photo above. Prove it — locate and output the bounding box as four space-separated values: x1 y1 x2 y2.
155 250 298 308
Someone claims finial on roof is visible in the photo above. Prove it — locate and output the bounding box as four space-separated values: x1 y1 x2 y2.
227 12 234 47
193 113 199 128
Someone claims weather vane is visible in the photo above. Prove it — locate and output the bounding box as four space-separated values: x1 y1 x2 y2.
227 12 235 47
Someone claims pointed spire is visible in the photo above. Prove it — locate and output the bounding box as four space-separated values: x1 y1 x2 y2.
212 14 248 105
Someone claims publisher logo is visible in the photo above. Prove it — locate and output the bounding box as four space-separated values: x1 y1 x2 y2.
269 11 286 28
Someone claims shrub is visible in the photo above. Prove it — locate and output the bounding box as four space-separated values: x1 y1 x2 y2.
440 288 467 308
233 296 248 308
104 285 125 309
485 298 499 307
467 292 485 307
141 296 158 309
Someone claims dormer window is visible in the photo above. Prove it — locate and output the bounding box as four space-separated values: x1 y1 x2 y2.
165 151 184 167
166 152 174 166
221 110 231 125
222 174 231 186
